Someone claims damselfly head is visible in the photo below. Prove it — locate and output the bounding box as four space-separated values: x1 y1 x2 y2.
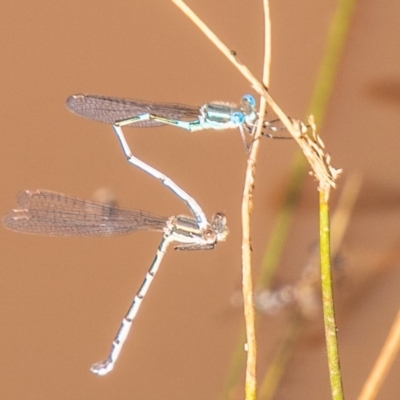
239 95 258 130
241 94 256 109
211 212 229 242
231 111 245 125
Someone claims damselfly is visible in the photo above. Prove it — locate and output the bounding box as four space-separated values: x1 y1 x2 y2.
66 93 304 145
3 189 228 375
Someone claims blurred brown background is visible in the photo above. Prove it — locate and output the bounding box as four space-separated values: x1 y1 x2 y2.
1 1 400 399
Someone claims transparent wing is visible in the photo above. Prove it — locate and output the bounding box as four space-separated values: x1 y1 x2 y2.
66 94 200 128
3 190 168 237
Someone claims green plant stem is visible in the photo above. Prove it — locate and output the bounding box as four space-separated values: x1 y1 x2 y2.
319 190 344 399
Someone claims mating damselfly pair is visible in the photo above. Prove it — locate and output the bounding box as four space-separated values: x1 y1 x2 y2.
4 91 302 375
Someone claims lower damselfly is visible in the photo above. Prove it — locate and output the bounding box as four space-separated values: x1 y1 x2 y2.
3 189 228 375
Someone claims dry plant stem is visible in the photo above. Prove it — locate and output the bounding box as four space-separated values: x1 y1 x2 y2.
319 190 344 400
241 119 262 400
241 1 271 397
358 307 400 400
171 2 274 398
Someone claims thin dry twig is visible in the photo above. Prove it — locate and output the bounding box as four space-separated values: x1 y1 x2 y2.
241 106 263 399
171 1 274 398
358 306 400 400
240 0 272 395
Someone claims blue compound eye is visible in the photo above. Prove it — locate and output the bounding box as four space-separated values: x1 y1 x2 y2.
231 111 245 125
243 94 256 108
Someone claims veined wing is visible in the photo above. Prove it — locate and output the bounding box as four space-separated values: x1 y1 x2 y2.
66 94 200 128
3 190 168 237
